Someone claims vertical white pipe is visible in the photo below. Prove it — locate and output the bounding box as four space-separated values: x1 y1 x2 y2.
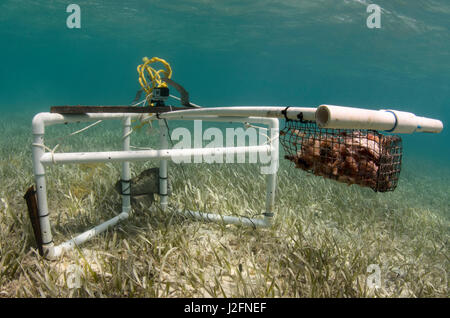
121 116 131 213
264 119 279 225
31 128 54 254
159 119 169 210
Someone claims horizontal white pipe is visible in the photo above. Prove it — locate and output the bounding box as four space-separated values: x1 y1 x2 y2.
31 108 309 135
315 105 395 131
44 212 129 259
162 115 278 126
33 105 443 135
40 145 271 165
177 210 272 227
160 106 317 121
385 109 444 134
316 105 443 134
32 112 142 134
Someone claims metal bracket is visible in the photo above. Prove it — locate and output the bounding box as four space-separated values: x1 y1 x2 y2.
23 186 44 256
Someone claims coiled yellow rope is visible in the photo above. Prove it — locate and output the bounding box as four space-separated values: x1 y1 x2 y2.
137 56 172 105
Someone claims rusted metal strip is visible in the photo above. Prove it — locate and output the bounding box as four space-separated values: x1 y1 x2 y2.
162 77 192 107
24 185 44 256
50 106 193 114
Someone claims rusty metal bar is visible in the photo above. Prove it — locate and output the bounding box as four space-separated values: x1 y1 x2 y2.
50 105 193 114
23 186 44 256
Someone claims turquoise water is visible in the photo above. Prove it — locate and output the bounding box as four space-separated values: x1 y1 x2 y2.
0 1 448 171
1 2 449 298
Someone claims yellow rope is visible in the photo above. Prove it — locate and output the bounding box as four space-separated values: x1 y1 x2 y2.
137 56 172 105
133 56 172 133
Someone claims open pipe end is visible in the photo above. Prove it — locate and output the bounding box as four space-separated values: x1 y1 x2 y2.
315 105 331 127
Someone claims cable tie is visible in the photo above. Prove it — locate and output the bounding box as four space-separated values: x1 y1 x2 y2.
281 106 291 121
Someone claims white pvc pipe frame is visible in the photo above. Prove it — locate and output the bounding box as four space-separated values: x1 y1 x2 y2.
31 105 443 259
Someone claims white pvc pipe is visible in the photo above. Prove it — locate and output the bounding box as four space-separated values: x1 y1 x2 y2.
40 145 271 165
31 107 313 132
315 105 443 134
32 112 142 134
160 106 317 121
264 119 279 221
385 109 444 134
46 211 130 259
46 207 270 259
315 105 394 131
160 115 278 126
121 117 131 213
176 210 271 227
32 133 54 251
159 119 169 210
33 105 443 135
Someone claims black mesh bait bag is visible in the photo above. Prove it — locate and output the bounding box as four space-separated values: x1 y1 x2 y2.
280 120 402 192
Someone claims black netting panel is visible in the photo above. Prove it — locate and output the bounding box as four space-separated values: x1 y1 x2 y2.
280 120 402 192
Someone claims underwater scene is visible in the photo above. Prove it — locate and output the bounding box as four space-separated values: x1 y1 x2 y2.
0 0 448 298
